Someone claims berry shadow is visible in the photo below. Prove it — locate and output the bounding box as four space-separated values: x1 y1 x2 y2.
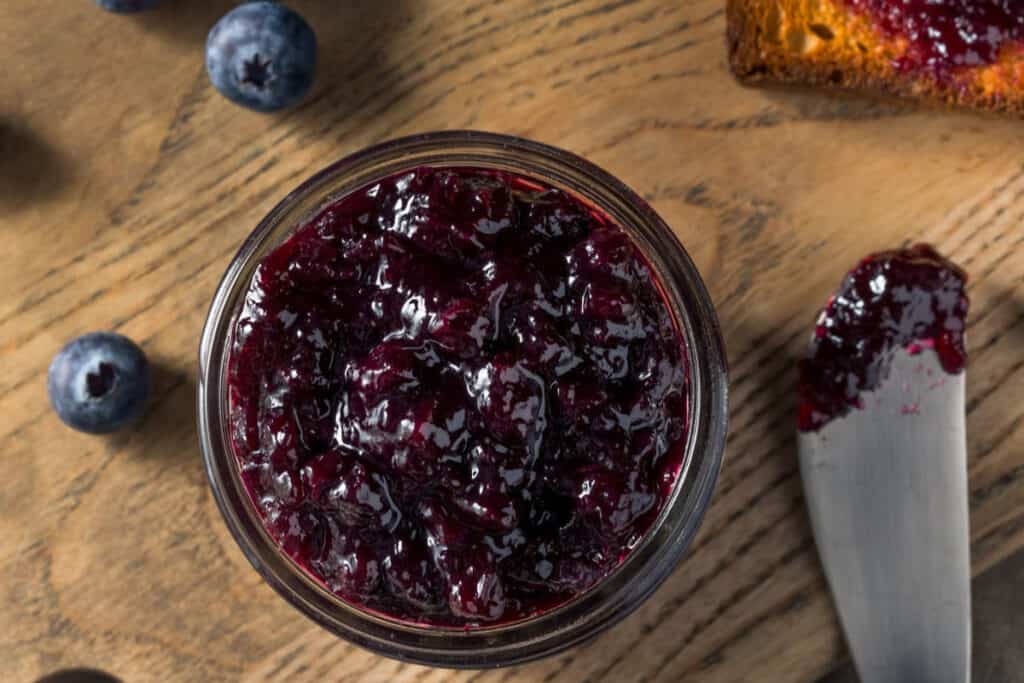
35 669 122 683
0 121 73 214
133 0 238 44
134 0 414 130
116 358 197 462
289 0 415 122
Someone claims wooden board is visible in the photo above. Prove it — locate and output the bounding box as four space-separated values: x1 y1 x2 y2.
2 1 1022 681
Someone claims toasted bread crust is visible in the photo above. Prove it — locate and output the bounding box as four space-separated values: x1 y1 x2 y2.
727 0 1024 115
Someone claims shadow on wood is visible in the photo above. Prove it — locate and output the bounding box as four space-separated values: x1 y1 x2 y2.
283 0 417 134
134 0 243 44
133 0 415 133
0 121 73 213
99 358 197 463
35 669 122 683
134 358 197 460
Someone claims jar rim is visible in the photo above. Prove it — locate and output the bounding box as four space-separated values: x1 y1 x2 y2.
198 130 728 668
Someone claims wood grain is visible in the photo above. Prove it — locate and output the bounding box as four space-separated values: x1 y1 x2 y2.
1 1 1022 681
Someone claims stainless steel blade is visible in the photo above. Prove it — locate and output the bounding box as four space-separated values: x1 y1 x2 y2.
798 348 970 683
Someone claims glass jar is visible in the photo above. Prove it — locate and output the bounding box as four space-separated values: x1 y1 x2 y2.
198 131 728 668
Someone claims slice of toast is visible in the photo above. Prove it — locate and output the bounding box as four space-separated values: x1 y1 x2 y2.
727 0 1024 115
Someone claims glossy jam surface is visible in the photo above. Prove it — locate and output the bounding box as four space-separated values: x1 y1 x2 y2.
227 166 691 626
798 244 968 432
845 0 1024 77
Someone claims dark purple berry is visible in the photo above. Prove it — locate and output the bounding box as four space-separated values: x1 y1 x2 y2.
47 332 151 434
95 0 159 12
206 2 317 112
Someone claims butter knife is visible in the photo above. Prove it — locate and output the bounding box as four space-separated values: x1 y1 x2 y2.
799 349 970 682
797 245 971 683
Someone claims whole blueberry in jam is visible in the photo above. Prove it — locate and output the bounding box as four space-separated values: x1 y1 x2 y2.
228 166 691 626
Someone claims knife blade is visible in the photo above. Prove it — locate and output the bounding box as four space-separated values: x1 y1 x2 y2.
798 347 971 683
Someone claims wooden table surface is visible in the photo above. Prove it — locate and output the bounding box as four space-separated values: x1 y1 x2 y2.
3 1 1023 681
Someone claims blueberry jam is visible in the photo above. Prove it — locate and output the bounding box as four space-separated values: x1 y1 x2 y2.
227 166 691 626
798 244 968 432
845 0 1024 77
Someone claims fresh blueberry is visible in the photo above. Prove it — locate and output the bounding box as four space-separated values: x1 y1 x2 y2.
205 2 317 113
47 332 151 434
94 0 160 12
